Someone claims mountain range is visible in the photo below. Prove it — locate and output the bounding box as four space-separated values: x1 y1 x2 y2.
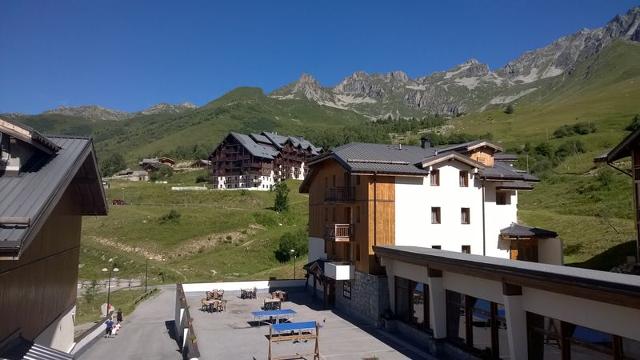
271 6 640 118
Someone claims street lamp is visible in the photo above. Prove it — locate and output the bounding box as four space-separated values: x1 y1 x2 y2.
102 260 119 316
290 249 297 279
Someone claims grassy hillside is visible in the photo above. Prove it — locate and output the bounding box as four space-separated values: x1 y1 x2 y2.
79 176 309 283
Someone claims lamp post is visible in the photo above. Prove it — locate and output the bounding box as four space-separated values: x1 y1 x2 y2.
290 249 297 279
145 258 148 292
102 259 119 316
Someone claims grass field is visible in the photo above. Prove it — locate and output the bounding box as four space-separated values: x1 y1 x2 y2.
75 288 154 325
79 176 309 283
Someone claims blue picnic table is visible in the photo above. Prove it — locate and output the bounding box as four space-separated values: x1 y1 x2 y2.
272 321 316 333
251 309 297 325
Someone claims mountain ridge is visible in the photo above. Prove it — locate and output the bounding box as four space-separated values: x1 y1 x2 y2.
270 6 640 118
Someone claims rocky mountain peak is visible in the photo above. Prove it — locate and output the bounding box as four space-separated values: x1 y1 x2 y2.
43 105 131 121
140 102 197 116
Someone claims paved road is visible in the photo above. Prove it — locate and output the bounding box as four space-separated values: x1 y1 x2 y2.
78 287 182 360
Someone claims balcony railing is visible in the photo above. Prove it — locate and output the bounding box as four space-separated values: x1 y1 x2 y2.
325 187 355 202
325 224 354 242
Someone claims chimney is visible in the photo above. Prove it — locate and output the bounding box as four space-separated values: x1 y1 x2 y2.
420 137 431 149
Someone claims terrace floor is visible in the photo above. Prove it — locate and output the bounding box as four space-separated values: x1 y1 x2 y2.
186 289 433 360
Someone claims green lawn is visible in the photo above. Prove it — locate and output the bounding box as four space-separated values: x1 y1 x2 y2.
80 176 309 283
75 288 154 325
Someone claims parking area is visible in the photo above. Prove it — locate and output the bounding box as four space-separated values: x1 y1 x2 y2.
186 289 429 359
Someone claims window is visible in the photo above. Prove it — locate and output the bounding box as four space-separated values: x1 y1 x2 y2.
432 245 441 250
343 281 352 299
459 171 469 187
356 176 361 185
430 170 440 186
461 245 471 254
395 277 430 331
431 207 441 224
461 208 470 224
496 191 511 205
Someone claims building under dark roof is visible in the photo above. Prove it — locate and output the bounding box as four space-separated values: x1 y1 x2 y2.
301 140 537 192
0 118 107 356
208 131 321 190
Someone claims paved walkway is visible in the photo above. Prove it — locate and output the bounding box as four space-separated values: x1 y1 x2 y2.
78 287 181 360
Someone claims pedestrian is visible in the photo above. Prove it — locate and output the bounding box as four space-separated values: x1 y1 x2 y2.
105 318 114 338
116 309 123 324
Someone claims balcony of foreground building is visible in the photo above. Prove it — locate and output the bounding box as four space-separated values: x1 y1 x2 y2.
324 261 355 280
324 224 354 242
324 186 355 202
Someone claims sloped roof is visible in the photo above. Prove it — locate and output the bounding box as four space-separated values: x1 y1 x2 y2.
437 140 503 154
495 153 519 162
595 127 640 163
310 143 436 175
230 132 279 159
0 118 61 154
500 223 558 238
0 135 107 258
479 161 538 182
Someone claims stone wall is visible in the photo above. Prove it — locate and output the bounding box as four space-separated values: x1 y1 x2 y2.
334 271 389 326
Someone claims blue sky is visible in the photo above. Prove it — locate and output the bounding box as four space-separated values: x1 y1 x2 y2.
0 0 638 113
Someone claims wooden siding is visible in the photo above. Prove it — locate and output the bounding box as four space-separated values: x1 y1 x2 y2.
306 158 397 274
469 147 495 167
0 188 82 345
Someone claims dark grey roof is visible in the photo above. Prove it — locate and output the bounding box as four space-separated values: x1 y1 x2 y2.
479 161 538 182
437 140 503 154
496 181 534 190
500 223 558 238
23 342 74 360
230 132 279 159
249 133 271 144
0 136 107 256
312 143 436 175
495 153 519 161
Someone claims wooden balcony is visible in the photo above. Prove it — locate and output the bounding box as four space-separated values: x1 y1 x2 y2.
325 187 355 202
325 224 354 242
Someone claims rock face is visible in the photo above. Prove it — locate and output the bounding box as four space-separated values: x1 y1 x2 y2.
40 102 197 121
270 6 640 118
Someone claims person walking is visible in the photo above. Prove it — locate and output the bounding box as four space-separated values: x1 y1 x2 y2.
116 309 123 324
105 318 114 338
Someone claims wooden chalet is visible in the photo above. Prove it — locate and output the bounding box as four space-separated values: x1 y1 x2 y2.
208 131 320 190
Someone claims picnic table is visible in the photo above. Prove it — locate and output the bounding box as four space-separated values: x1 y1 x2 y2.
241 288 257 299
268 321 319 360
263 298 281 310
251 309 296 325
201 299 226 312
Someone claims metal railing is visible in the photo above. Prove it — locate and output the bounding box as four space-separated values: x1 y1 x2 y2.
325 224 354 242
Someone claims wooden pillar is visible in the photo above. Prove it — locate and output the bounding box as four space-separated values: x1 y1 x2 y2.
490 302 500 359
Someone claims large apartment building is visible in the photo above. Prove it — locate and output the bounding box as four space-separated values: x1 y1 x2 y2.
0 119 107 357
300 140 559 319
209 131 320 190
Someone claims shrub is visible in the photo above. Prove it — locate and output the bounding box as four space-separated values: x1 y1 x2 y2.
625 114 640 131
596 168 614 189
274 229 308 262
504 104 515 114
150 165 173 181
159 209 181 224
273 182 289 212
553 122 597 138
195 175 208 183
555 139 586 159
100 153 127 177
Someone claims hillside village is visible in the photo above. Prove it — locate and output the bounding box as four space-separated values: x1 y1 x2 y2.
1 3 640 360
